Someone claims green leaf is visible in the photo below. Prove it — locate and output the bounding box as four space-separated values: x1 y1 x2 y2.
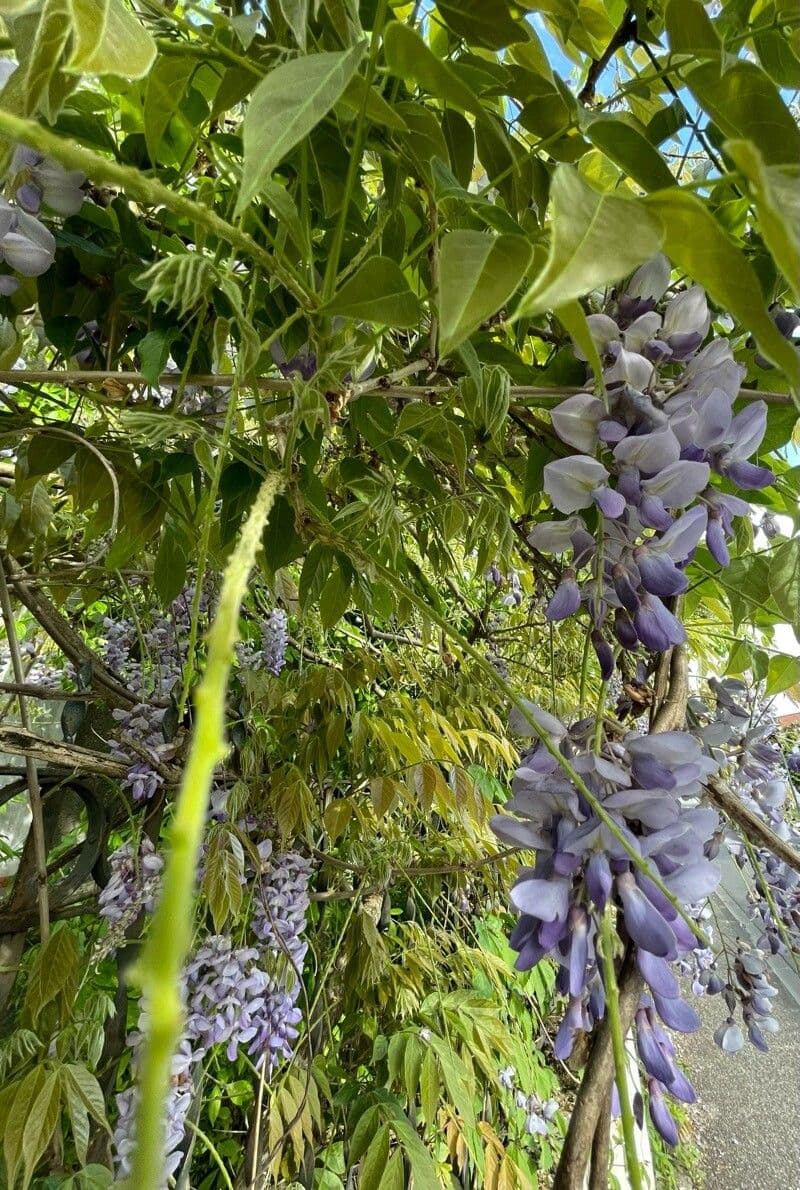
554 300 603 384
381 1150 406 1190
339 72 408 132
201 829 244 932
23 0 70 116
768 537 800 640
524 441 548 510
439 230 533 356
322 256 420 327
262 493 304 571
664 0 721 58
443 109 475 187
66 0 156 78
319 564 351 629
383 21 482 116
143 55 195 163
515 166 663 317
348 1104 381 1163
63 1070 90 1165
23 924 80 1027
237 44 365 213
277 0 308 51
725 639 751 676
754 27 800 88
154 525 188 605
22 1068 61 1189
388 1113 440 1190
644 189 800 403
584 115 676 191
4 1068 45 1187
435 0 528 49
65 0 109 65
299 543 333 611
137 328 177 387
724 140 800 302
396 102 450 183
646 99 687 146
683 60 800 166
403 1033 423 1101
765 653 800 696
419 1047 440 1125
261 180 306 253
428 1034 476 1127
358 1123 390 1190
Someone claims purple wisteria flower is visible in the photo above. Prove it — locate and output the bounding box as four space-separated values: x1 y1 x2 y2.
99 837 163 924
237 607 290 677
493 705 721 1143
530 261 775 676
0 197 56 288
7 145 85 216
112 846 313 1182
185 936 302 1066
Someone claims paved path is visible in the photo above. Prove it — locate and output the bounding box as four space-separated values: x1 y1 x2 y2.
677 852 800 1190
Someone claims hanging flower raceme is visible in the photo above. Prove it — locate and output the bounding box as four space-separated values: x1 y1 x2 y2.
237 606 289 677
111 844 313 1184
531 258 774 674
492 702 721 1144
687 679 800 1027
102 585 210 801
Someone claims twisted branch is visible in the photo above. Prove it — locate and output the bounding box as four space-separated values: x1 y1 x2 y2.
3 555 137 708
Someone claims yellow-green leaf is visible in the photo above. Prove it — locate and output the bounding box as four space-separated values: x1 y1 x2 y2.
724 139 800 301
439 230 533 356
383 21 483 116
515 166 663 318
237 44 365 213
66 0 156 79
22 1069 61 1189
684 59 800 166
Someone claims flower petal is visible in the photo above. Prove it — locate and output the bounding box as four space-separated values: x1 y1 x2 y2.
616 871 677 958
544 456 610 513
550 393 604 452
510 877 570 922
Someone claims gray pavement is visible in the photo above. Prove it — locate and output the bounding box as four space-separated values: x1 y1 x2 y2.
676 852 800 1190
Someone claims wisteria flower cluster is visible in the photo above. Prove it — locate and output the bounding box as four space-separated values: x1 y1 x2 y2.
102 586 202 801
492 702 721 1143
114 1032 194 1183
690 677 799 958
185 936 302 1066
251 848 313 969
531 256 773 676
682 678 800 1053
237 607 289 677
98 837 164 926
112 846 312 1184
498 1064 560 1138
0 145 84 294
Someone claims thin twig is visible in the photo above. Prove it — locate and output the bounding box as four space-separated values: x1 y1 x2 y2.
0 565 49 940
0 681 94 701
41 427 120 559
579 8 637 105
0 370 790 404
